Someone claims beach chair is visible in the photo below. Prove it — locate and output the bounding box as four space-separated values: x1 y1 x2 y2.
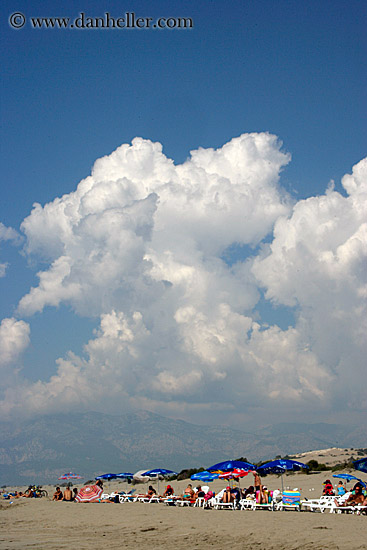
175 498 196 506
211 490 235 510
301 495 335 513
275 490 301 511
239 497 256 510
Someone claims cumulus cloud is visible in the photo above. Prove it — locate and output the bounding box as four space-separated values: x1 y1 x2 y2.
0 222 22 277
0 318 30 393
0 134 366 425
0 318 30 367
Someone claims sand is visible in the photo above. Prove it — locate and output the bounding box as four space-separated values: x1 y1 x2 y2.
1 472 366 550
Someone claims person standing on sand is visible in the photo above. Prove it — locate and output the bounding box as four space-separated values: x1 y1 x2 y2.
253 471 261 491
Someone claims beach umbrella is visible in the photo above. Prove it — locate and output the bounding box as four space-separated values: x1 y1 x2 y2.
354 457 367 474
207 460 255 472
95 473 117 481
332 473 366 488
75 484 103 502
95 473 118 492
232 468 253 477
115 473 134 491
116 473 134 479
141 468 177 494
219 469 252 479
58 472 83 481
257 459 308 492
218 468 252 488
191 471 219 482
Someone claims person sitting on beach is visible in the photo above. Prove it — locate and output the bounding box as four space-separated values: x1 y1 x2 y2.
322 479 334 496
181 484 195 499
335 485 365 507
231 486 241 501
194 485 205 499
73 488 78 499
222 486 234 503
242 485 255 499
163 484 174 497
63 486 73 501
257 485 270 504
25 485 36 498
52 487 63 501
336 481 346 496
146 485 157 498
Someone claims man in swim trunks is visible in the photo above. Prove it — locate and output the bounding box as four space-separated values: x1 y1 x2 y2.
253 472 261 491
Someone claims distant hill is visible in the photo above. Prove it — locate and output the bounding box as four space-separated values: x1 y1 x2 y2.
0 411 366 485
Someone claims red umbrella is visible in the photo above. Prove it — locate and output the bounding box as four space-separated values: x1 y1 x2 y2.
219 471 234 479
232 469 253 478
219 469 253 479
75 484 103 502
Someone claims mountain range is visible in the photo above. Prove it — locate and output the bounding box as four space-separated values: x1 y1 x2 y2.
1 410 366 485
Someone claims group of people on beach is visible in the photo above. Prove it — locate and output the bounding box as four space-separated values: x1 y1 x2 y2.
176 472 272 504
52 486 78 501
321 478 367 508
142 472 272 504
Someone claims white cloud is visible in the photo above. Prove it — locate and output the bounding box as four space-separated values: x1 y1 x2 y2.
0 318 30 391
0 135 366 425
252 157 367 412
0 222 22 277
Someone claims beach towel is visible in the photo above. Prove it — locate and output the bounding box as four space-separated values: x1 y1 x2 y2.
282 490 301 505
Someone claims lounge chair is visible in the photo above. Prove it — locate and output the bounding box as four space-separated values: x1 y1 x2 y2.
211 490 235 510
275 490 301 511
301 495 335 513
239 497 256 510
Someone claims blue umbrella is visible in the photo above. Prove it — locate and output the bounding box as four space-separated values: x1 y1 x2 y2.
207 460 255 472
354 457 367 474
95 473 117 480
191 471 219 482
257 459 308 492
142 468 177 477
333 473 366 488
115 472 134 491
142 468 177 494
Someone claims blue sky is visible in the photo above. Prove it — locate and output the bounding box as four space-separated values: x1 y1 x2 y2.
1 0 366 427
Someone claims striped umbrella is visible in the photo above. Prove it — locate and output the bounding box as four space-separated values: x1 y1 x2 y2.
58 472 83 480
75 484 103 502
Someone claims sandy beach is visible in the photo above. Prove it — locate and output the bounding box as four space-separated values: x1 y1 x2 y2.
1 469 366 550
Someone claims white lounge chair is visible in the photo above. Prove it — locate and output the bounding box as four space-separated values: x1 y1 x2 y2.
275 490 301 511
